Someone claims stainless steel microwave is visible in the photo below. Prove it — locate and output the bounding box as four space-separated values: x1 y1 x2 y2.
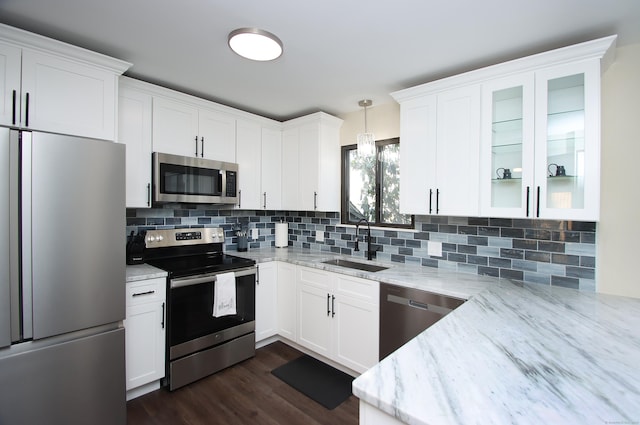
152 152 238 204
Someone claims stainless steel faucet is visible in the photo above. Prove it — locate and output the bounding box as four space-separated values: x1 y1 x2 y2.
354 218 374 261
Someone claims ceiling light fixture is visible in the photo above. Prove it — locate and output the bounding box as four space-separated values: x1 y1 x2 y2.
357 99 375 156
228 28 283 61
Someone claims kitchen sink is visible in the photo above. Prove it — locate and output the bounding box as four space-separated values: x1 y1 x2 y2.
321 259 389 272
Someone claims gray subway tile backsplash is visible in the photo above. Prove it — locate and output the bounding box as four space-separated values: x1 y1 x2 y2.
126 207 597 292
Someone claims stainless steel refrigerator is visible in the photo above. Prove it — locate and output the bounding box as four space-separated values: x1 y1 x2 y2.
0 128 126 425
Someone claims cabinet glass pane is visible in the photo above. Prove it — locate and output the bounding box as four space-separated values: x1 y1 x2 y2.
491 86 523 208
546 74 584 210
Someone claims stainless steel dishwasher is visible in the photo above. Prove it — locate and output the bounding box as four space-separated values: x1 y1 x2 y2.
379 283 465 359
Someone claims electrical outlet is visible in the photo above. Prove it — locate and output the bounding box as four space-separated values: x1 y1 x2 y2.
251 228 259 240
316 231 324 242
427 241 442 257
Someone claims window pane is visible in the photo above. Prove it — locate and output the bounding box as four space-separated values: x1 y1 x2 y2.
348 149 376 222
380 144 411 225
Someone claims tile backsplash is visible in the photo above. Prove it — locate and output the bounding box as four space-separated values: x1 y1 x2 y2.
127 206 596 291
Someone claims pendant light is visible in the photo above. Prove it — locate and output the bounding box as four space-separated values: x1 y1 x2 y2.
357 99 375 156
228 28 283 61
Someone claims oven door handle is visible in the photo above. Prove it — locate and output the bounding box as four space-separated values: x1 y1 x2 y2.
170 266 256 289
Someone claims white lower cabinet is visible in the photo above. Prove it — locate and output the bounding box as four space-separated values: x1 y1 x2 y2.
124 277 166 400
255 263 278 342
296 266 379 374
277 262 297 341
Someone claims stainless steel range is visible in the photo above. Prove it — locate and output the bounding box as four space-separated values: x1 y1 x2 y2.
143 227 256 391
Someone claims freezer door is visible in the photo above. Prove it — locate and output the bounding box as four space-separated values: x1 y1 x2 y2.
0 328 126 425
24 132 126 340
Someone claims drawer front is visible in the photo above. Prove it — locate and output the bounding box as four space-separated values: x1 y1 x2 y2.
335 275 379 304
297 266 333 290
126 278 165 306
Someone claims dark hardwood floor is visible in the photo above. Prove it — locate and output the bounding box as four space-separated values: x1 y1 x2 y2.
127 341 359 425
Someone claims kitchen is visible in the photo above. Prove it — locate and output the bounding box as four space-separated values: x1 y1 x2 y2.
1 1 640 424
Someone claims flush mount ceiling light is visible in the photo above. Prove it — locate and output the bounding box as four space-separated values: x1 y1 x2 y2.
228 28 283 61
357 99 375 156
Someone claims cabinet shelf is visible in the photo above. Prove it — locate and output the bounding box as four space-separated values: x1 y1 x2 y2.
492 177 522 183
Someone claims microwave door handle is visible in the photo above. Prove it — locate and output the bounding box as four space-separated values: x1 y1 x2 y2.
219 170 226 196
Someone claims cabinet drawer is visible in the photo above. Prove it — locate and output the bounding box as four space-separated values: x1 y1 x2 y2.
298 266 333 290
126 278 165 306
336 275 379 305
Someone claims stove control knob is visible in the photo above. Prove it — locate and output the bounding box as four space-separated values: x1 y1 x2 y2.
148 235 156 243
157 235 164 242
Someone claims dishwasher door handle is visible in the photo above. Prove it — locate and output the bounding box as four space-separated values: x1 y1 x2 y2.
386 294 454 316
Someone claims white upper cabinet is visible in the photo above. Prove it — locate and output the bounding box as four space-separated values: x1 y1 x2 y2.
0 24 130 140
152 95 237 161
152 96 200 157
118 80 153 208
281 112 343 212
396 35 616 221
0 41 21 127
395 85 480 216
261 126 282 210
235 119 262 209
198 108 236 162
478 37 615 220
534 61 601 220
480 74 535 218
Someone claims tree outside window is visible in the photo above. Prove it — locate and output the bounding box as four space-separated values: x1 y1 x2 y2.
342 138 413 228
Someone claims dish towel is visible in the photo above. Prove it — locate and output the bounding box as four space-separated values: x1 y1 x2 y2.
213 272 237 317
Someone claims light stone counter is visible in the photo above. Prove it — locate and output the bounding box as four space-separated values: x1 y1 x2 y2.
231 247 640 424
229 247 499 299
353 282 640 425
125 263 167 282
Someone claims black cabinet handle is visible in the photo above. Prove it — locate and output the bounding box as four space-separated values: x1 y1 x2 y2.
526 186 530 217
238 190 242 208
12 90 16 125
327 293 330 316
429 189 433 214
25 93 30 127
161 302 165 329
331 295 335 318
536 186 541 218
314 191 317 210
256 265 260 285
147 183 151 206
436 189 440 214
200 136 204 158
132 290 155 297
195 135 199 157
263 192 267 209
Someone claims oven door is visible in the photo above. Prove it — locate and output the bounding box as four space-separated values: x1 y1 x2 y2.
167 266 256 361
152 152 238 204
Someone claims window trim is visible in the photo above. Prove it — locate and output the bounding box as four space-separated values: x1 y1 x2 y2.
341 137 414 229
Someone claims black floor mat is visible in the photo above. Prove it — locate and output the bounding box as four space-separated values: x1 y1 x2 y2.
271 355 354 410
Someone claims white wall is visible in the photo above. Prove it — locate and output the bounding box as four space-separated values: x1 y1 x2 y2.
336 43 640 299
598 43 640 298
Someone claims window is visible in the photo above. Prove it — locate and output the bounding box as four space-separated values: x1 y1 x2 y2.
341 138 413 228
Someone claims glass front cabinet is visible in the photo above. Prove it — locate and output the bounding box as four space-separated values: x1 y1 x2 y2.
480 59 602 220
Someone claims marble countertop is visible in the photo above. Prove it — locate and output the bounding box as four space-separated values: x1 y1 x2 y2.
125 263 167 282
352 280 640 425
229 247 499 300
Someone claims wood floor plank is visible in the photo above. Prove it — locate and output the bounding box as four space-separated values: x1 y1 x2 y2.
127 341 359 425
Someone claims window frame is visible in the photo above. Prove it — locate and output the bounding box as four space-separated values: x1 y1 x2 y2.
341 137 414 229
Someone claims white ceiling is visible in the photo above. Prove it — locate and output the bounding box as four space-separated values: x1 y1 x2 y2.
1 0 639 121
